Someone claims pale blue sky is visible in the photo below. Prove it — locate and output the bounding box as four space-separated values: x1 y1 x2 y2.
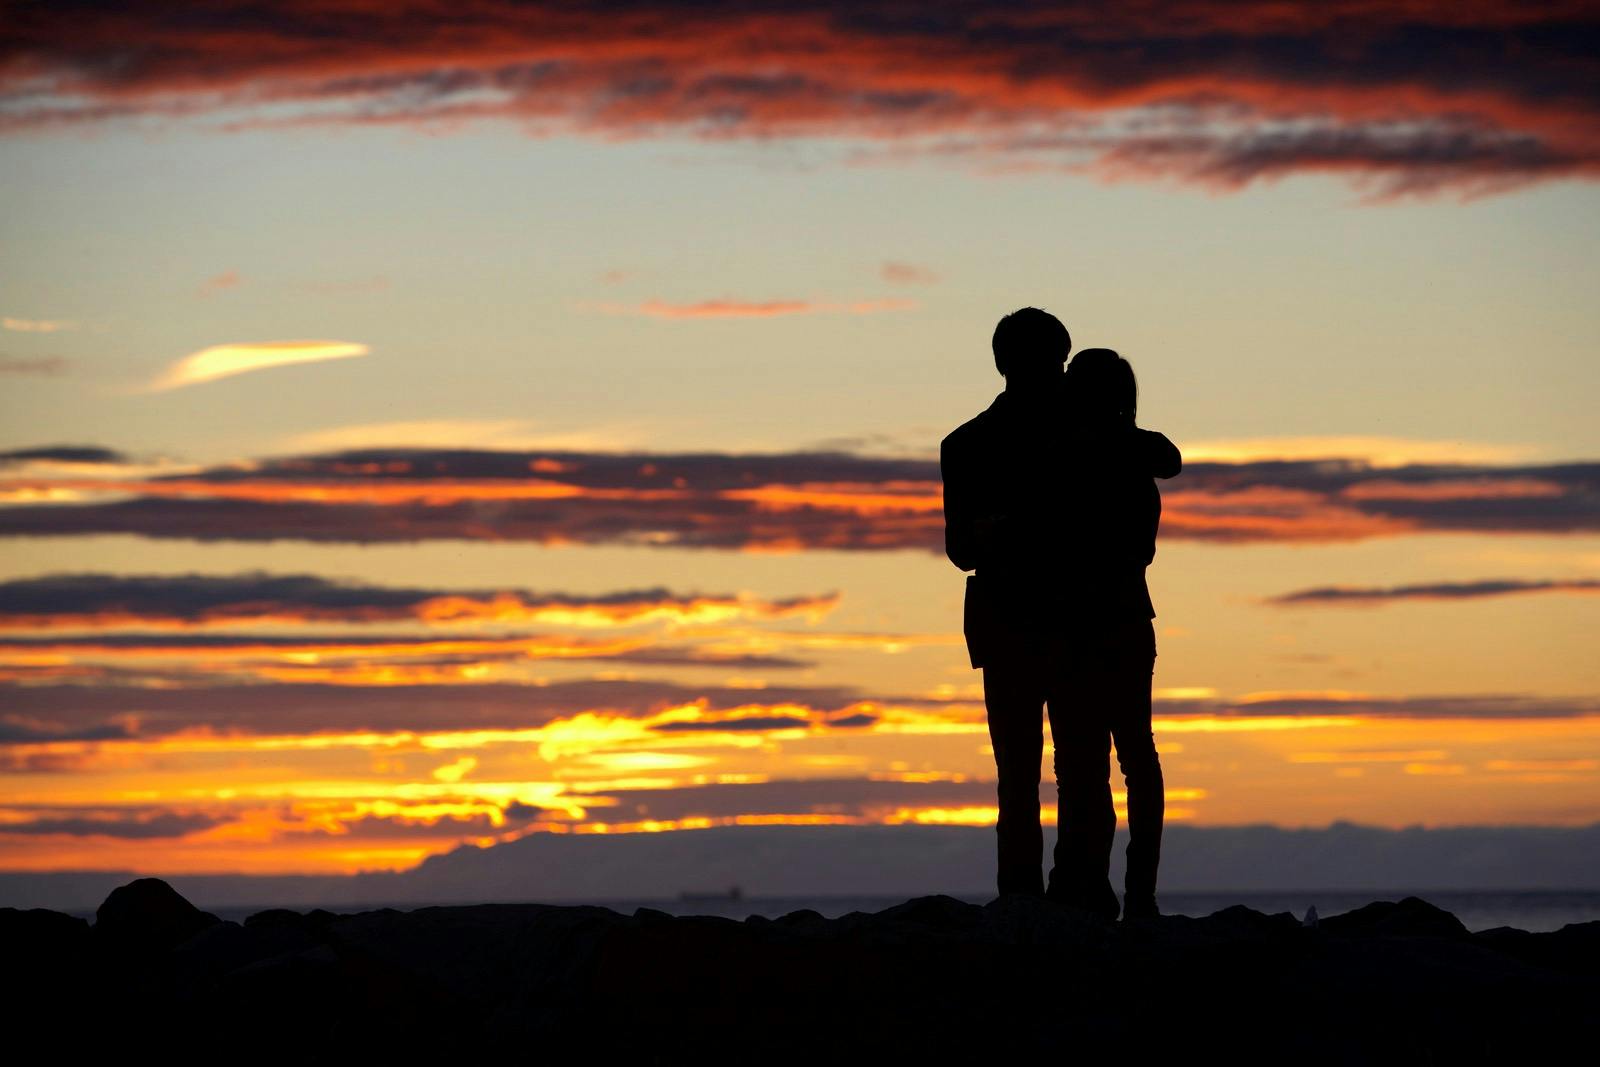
4 125 1597 463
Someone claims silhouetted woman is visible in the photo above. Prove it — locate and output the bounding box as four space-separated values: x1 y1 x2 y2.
1051 347 1168 919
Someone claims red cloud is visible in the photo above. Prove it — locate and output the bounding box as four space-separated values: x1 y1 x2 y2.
2 3 1595 197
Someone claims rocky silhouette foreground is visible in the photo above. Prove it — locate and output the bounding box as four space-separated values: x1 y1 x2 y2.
4 880 1597 1063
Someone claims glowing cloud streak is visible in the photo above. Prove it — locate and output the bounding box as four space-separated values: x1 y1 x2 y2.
149 340 369 391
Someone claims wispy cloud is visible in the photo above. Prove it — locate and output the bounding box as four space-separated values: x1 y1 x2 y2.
881 262 939 284
148 340 369 391
3 317 75 333
279 419 649 453
0 355 68 376
1269 578 1600 607
196 269 242 296
293 275 390 294
1182 437 1541 467
0 448 199 502
587 298 917 319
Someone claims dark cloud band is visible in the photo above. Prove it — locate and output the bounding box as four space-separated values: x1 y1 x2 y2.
2 678 1594 752
1 447 1594 547
0 809 225 839
0 571 837 629
0 677 873 744
1270 578 1600 606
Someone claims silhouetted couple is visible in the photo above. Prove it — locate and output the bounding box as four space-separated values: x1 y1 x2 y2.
941 308 1180 921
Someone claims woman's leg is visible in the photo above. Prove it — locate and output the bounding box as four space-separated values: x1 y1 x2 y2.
1044 630 1117 915
1112 620 1163 909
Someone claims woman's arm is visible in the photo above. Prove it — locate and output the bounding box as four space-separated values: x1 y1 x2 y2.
1071 424 1182 479
1135 429 1182 479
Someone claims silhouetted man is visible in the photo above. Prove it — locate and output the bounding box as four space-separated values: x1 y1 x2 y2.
940 308 1179 919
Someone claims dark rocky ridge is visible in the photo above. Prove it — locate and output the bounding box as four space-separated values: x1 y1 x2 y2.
3 878 1595 1063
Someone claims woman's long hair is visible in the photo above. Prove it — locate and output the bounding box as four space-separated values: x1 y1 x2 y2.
1065 347 1137 426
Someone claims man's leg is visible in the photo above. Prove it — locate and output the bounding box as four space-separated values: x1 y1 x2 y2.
982 651 1046 896
1044 649 1117 915
1111 620 1163 912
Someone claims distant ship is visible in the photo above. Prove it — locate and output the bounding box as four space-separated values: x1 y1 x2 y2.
678 885 743 902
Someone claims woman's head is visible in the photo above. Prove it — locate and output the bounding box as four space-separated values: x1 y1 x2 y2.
1066 347 1137 425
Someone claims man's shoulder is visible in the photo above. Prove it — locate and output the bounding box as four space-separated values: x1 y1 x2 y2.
942 398 1003 455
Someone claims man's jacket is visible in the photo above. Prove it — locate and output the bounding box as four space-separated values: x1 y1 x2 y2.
940 387 1181 669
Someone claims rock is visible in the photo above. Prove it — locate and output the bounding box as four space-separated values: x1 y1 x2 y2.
980 891 1113 949
11 882 1596 1062
874 893 982 930
1318 895 1469 939
242 907 303 929
94 877 220 954
1192 903 1302 940
0 906 91 988
167 920 263 988
773 907 826 926
1473 920 1600 977
0 905 90 960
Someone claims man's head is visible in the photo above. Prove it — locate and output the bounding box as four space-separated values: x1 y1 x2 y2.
992 307 1070 383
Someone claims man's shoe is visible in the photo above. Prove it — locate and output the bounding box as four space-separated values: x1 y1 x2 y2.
1121 894 1161 921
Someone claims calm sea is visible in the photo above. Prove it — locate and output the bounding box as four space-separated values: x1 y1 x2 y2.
205 889 1600 933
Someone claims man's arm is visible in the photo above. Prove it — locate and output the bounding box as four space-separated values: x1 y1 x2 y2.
941 433 984 572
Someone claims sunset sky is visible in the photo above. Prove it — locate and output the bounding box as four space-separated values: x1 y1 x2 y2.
1 1 1597 880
